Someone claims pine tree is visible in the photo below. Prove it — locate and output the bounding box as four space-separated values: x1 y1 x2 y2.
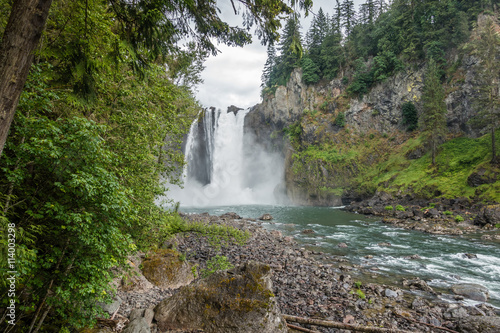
341 0 357 38
275 16 303 85
261 43 277 88
306 8 328 72
421 59 447 165
469 16 500 163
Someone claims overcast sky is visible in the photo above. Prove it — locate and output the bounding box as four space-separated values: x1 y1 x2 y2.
196 0 366 110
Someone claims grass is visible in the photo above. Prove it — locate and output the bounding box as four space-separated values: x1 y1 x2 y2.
290 124 500 203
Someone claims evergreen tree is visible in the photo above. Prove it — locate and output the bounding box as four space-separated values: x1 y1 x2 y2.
261 43 277 88
275 16 303 85
469 16 500 163
306 7 329 70
320 20 344 79
341 0 357 38
421 59 447 165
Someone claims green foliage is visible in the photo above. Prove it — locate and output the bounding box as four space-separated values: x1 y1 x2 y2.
395 205 405 211
301 56 321 85
201 255 234 278
335 112 346 127
385 205 394 211
443 210 453 215
283 122 303 141
455 215 464 222
354 281 362 288
356 289 366 299
402 102 418 132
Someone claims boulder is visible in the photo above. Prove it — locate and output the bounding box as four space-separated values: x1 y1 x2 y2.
259 214 273 221
221 212 242 220
474 205 500 227
121 256 154 293
141 249 194 289
122 318 150 333
456 316 500 333
402 278 435 293
98 296 122 315
154 261 287 333
467 168 497 187
451 283 489 302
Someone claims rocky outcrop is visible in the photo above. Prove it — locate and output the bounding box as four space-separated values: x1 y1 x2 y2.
154 261 287 333
141 249 194 289
244 40 487 206
456 316 500 333
474 204 500 227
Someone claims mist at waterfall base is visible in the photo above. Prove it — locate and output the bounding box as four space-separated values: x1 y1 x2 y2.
167 107 286 207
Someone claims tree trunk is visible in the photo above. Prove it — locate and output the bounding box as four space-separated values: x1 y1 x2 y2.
492 126 497 164
0 0 53 158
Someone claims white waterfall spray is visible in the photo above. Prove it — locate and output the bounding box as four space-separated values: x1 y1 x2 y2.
168 107 285 207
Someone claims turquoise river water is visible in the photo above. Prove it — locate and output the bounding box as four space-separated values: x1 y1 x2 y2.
181 205 500 308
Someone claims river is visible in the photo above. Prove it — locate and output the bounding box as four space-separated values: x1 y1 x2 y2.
181 204 500 308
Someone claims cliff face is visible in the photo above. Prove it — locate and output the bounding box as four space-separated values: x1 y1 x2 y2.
245 54 485 206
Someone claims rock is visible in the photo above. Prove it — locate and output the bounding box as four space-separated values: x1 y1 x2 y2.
467 168 497 187
451 283 489 302
338 242 348 248
384 289 399 298
259 213 273 221
364 255 373 259
404 254 421 260
378 242 392 247
154 261 287 333
474 205 500 227
463 253 478 259
402 278 434 293
444 305 469 319
227 105 243 115
144 308 155 325
221 212 242 220
123 318 151 333
99 296 122 315
456 316 500 333
301 229 315 234
129 308 145 321
121 258 155 293
141 249 194 289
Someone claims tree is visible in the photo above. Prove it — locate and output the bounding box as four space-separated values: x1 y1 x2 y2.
261 43 277 88
421 59 447 165
306 7 328 67
0 0 53 158
341 0 357 38
275 16 304 85
0 0 312 158
469 16 500 163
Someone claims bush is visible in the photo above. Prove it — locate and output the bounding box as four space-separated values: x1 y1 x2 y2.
335 112 346 127
443 210 453 215
396 205 405 211
402 101 418 131
201 255 234 278
385 205 394 210
455 215 464 222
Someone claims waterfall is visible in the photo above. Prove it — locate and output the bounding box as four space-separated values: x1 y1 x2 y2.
170 107 286 207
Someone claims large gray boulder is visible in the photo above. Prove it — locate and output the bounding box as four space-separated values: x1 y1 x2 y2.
451 283 489 302
456 316 500 333
154 261 287 333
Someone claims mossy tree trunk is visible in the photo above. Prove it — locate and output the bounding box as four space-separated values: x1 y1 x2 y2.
0 0 53 158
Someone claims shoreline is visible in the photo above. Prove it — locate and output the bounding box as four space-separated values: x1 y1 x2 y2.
116 211 499 332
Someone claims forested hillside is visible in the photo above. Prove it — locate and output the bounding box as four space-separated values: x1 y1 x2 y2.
0 0 311 330
251 0 500 205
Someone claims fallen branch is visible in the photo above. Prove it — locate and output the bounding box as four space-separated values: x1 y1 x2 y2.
286 323 321 333
283 314 413 333
393 311 459 333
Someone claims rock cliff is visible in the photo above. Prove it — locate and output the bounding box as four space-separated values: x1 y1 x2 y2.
245 51 486 206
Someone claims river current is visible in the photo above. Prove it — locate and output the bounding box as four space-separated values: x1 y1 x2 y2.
181 204 500 308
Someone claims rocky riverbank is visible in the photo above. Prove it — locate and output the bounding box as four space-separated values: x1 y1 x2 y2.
104 212 500 333
344 192 500 237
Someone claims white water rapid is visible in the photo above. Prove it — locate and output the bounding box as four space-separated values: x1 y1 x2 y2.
168 107 285 207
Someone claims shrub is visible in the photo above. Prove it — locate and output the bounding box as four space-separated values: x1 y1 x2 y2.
455 215 464 222
385 205 394 210
335 112 346 127
396 205 405 211
201 255 234 278
443 210 453 215
402 101 418 131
